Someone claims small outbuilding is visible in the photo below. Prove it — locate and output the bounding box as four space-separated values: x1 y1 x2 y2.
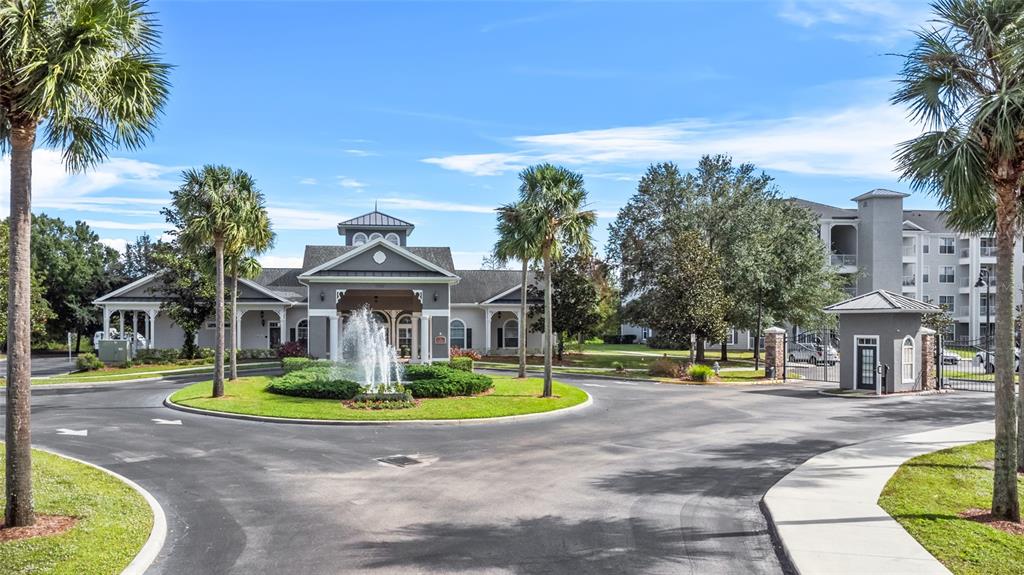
824 290 941 395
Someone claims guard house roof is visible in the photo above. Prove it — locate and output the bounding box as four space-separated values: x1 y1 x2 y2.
824 290 941 314
850 188 910 201
336 210 415 236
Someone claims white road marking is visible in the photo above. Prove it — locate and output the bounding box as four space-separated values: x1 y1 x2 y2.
583 384 607 388
617 382 640 386
151 418 182 425
57 428 88 436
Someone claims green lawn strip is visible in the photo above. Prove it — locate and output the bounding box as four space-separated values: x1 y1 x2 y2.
878 440 1024 575
481 352 750 371
943 371 1017 383
170 375 588 420
0 445 152 575
32 360 280 385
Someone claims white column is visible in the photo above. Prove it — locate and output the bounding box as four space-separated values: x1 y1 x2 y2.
484 311 492 353
132 311 138 338
147 310 157 349
329 315 340 361
279 308 288 343
103 307 110 340
235 310 244 350
420 315 431 364
338 316 345 361
119 311 125 338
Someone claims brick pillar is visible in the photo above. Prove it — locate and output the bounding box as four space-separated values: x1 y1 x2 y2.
920 328 937 390
763 327 786 380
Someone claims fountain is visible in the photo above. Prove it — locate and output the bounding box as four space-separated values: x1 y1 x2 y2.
336 305 404 394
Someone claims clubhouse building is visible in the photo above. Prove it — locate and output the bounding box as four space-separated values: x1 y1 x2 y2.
93 210 544 362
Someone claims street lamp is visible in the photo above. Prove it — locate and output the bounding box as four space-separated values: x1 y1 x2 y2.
975 269 991 367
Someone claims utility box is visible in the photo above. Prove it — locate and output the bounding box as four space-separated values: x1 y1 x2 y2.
97 339 130 364
824 290 940 395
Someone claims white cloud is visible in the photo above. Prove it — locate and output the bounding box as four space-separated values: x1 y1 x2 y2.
259 254 303 268
267 206 346 230
778 0 930 44
376 198 495 214
99 237 128 253
338 177 367 189
86 220 166 231
422 103 919 179
299 178 318 185
344 149 378 157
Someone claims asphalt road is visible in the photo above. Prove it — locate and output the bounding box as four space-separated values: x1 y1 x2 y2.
0 371 993 575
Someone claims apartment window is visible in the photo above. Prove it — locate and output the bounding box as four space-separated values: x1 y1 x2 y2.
939 295 954 313
922 266 930 283
296 319 308 344
922 295 932 304
726 329 737 346
503 319 519 349
939 266 955 283
901 336 915 383
939 237 956 254
450 319 466 349
981 237 996 257
922 241 930 254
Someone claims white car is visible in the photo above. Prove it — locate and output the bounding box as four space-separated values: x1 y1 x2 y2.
940 349 962 365
789 343 839 366
977 350 1021 374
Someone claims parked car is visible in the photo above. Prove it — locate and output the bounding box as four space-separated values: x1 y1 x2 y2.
940 349 962 365
93 330 146 350
976 348 1020 372
788 343 839 366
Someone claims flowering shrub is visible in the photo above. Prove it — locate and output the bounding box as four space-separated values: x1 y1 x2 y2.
277 341 308 358
450 347 481 360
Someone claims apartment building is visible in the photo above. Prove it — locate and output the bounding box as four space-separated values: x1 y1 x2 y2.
798 189 1023 343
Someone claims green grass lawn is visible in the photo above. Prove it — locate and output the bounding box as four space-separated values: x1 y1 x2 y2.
483 344 754 371
31 359 279 385
878 440 1024 575
943 370 1018 383
0 445 152 575
170 375 589 421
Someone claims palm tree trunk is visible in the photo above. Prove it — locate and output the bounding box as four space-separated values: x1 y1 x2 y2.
543 248 553 397
229 262 238 381
5 122 35 527
518 258 527 379
212 238 226 398
992 182 1020 521
1018 298 1024 472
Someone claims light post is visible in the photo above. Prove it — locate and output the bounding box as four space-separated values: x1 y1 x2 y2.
976 269 991 367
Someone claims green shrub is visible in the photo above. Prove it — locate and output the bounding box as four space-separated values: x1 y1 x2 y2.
402 363 452 381
349 393 416 410
282 357 313 373
448 357 474 372
76 353 104 371
118 361 133 369
687 364 714 382
403 366 493 398
237 348 278 360
610 361 624 372
265 367 360 400
135 348 181 364
197 347 215 359
648 357 682 378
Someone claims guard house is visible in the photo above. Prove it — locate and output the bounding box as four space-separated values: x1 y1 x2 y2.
824 290 940 394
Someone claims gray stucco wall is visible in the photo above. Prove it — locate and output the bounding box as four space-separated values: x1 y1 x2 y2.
857 197 904 294
307 282 450 313
838 313 923 393
431 316 450 360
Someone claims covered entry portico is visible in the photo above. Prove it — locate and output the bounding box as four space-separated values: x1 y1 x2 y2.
333 288 432 363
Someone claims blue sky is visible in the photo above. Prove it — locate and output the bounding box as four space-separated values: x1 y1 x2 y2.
1 0 938 269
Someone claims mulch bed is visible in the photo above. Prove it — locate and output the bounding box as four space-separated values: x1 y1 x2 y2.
960 508 1024 536
0 515 78 542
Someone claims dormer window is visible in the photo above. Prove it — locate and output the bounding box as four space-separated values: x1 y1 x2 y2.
385 232 400 245
369 232 383 241
352 232 368 246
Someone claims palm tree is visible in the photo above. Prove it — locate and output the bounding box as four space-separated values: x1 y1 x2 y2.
170 166 256 398
0 0 169 527
893 0 1024 522
227 190 274 380
518 164 596 397
494 201 540 379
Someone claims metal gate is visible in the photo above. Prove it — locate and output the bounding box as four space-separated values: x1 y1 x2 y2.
784 329 841 383
940 336 994 392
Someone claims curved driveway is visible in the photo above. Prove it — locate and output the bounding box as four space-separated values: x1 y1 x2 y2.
1 372 991 574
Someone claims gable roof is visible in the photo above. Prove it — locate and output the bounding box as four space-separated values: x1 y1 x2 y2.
788 198 856 220
337 210 414 233
824 290 941 314
298 238 458 280
302 244 454 273
452 269 541 304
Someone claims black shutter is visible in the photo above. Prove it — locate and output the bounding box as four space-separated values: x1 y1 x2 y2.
466 328 473 349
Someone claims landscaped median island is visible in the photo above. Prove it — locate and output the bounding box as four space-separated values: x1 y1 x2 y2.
878 440 1024 575
30 359 280 386
0 445 153 575
169 358 589 421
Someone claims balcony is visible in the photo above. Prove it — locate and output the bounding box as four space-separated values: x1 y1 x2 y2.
902 245 915 257
902 275 916 287
830 254 856 267
980 246 997 258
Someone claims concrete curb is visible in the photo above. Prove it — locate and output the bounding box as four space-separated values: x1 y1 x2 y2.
162 388 593 426
762 420 993 575
817 388 954 399
35 448 167 575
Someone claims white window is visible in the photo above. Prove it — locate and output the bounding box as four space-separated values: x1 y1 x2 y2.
296 319 308 343
503 319 519 349
385 232 400 245
981 237 996 257
939 295 954 313
939 266 955 283
922 241 930 254
939 237 956 254
450 319 466 349
352 232 368 246
902 336 915 383
206 320 232 329
726 329 737 345
922 265 929 283
369 232 383 241
397 314 413 355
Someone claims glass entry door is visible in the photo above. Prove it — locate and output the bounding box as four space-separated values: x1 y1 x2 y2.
856 337 878 391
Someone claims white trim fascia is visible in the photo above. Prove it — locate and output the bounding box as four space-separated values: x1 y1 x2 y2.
93 272 163 304
238 278 293 303
301 276 457 285
481 284 526 304
94 301 163 309
450 303 485 308
825 308 934 315
902 220 926 232
298 238 459 280
308 309 337 317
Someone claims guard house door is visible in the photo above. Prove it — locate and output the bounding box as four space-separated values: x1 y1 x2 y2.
268 321 281 349
855 336 879 391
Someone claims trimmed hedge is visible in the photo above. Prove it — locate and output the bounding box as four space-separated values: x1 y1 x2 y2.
76 353 103 371
448 357 474 372
265 367 360 400
402 364 493 398
281 357 333 373
688 364 714 382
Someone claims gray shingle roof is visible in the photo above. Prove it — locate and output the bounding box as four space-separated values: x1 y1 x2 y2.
824 290 941 313
255 268 305 302
788 198 857 219
301 245 455 273
452 269 540 304
337 210 414 229
902 210 953 233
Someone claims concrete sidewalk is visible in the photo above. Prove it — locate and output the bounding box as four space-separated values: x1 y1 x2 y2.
763 420 993 574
